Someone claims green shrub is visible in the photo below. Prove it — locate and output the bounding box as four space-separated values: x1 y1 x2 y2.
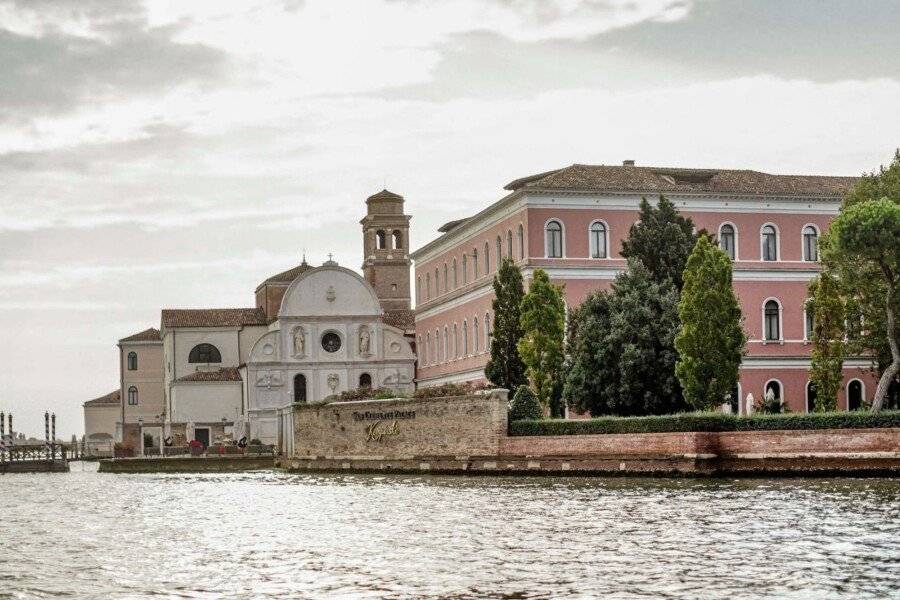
509 385 543 421
333 387 406 402
412 381 492 399
509 410 900 436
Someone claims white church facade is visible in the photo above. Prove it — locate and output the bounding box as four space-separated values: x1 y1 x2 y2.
91 190 416 453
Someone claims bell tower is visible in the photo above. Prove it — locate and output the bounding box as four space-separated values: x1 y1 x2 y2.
361 189 412 314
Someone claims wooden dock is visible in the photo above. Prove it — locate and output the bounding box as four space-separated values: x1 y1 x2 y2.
0 444 69 473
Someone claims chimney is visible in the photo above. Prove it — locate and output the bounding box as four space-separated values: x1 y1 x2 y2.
622 160 635 167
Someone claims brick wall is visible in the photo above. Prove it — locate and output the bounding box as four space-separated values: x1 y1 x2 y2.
291 391 508 459
500 428 900 458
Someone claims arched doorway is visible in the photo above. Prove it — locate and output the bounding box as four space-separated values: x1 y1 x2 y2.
847 380 863 411
294 374 307 403
359 373 372 389
806 381 818 413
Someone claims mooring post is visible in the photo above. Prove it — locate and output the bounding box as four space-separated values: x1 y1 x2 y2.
45 410 50 460
0 411 5 462
51 413 57 460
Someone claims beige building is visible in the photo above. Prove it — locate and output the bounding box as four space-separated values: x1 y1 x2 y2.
82 390 120 456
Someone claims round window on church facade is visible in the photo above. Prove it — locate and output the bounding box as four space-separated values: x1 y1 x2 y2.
321 332 342 353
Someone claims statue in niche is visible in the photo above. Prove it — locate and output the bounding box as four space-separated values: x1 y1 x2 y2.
358 326 371 356
327 373 340 394
293 327 306 357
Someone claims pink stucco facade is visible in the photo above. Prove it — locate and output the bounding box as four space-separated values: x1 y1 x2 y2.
410 168 877 415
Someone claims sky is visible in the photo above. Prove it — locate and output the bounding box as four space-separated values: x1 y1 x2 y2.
1 0 899 438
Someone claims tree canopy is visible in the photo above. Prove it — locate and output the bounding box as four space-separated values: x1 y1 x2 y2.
563 260 686 416
828 196 900 411
484 258 527 391
517 269 566 409
808 273 846 412
620 195 699 291
674 235 746 411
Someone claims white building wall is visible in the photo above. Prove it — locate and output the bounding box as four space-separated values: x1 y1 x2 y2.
171 382 243 424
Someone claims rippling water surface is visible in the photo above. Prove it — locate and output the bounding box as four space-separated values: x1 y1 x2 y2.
1 463 899 599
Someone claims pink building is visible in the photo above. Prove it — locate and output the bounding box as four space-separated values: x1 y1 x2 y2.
410 162 876 414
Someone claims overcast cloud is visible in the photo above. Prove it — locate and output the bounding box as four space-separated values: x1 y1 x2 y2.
1 0 898 437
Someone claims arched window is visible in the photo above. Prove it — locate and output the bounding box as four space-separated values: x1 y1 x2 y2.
463 320 469 355
719 223 736 260
417 335 422 361
507 229 514 258
189 343 221 363
435 328 441 362
484 312 491 349
590 221 608 259
425 273 431 300
392 230 402 250
764 300 780 341
452 258 458 288
443 263 448 293
545 220 563 258
472 248 479 278
127 351 138 371
847 380 864 411
484 242 490 275
802 225 819 261
473 317 479 353
443 326 449 361
425 333 431 365
376 230 387 250
462 255 468 284
517 224 524 259
806 381 818 413
294 374 307 403
434 268 439 295
359 373 372 389
416 277 421 302
805 304 814 341
496 236 503 262
127 386 138 406
765 380 782 402
761 224 778 261
453 323 459 358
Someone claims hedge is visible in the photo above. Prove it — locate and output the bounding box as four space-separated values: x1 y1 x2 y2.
508 410 900 436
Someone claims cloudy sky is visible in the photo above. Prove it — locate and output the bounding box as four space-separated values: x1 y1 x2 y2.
1 0 899 437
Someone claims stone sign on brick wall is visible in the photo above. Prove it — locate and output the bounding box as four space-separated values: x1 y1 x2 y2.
290 390 509 460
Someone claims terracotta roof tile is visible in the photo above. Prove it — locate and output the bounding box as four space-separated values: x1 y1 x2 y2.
84 390 120 406
504 164 857 197
256 260 313 290
367 189 404 202
161 308 267 328
119 327 161 343
383 309 415 332
175 367 242 383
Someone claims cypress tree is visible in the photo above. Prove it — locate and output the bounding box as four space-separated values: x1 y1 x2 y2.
674 235 746 411
517 269 566 409
485 258 527 391
808 273 845 412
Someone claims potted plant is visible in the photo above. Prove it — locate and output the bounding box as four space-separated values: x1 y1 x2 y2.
188 439 203 457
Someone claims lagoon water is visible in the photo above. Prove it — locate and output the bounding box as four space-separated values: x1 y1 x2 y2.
1 463 898 599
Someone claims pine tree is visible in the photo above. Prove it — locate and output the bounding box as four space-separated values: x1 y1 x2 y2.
620 195 699 291
517 269 566 409
808 273 845 412
563 260 687 416
485 258 527 391
674 235 746 411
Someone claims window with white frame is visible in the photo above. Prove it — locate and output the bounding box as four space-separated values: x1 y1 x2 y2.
496 236 503 262
462 255 468 284
764 300 781 341
545 220 563 258
803 225 819 261
761 224 777 261
127 385 138 405
463 320 469 355
452 258 458 288
484 241 490 274
590 221 607 258
517 224 524 259
473 317 479 353
805 303 814 341
719 223 736 260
